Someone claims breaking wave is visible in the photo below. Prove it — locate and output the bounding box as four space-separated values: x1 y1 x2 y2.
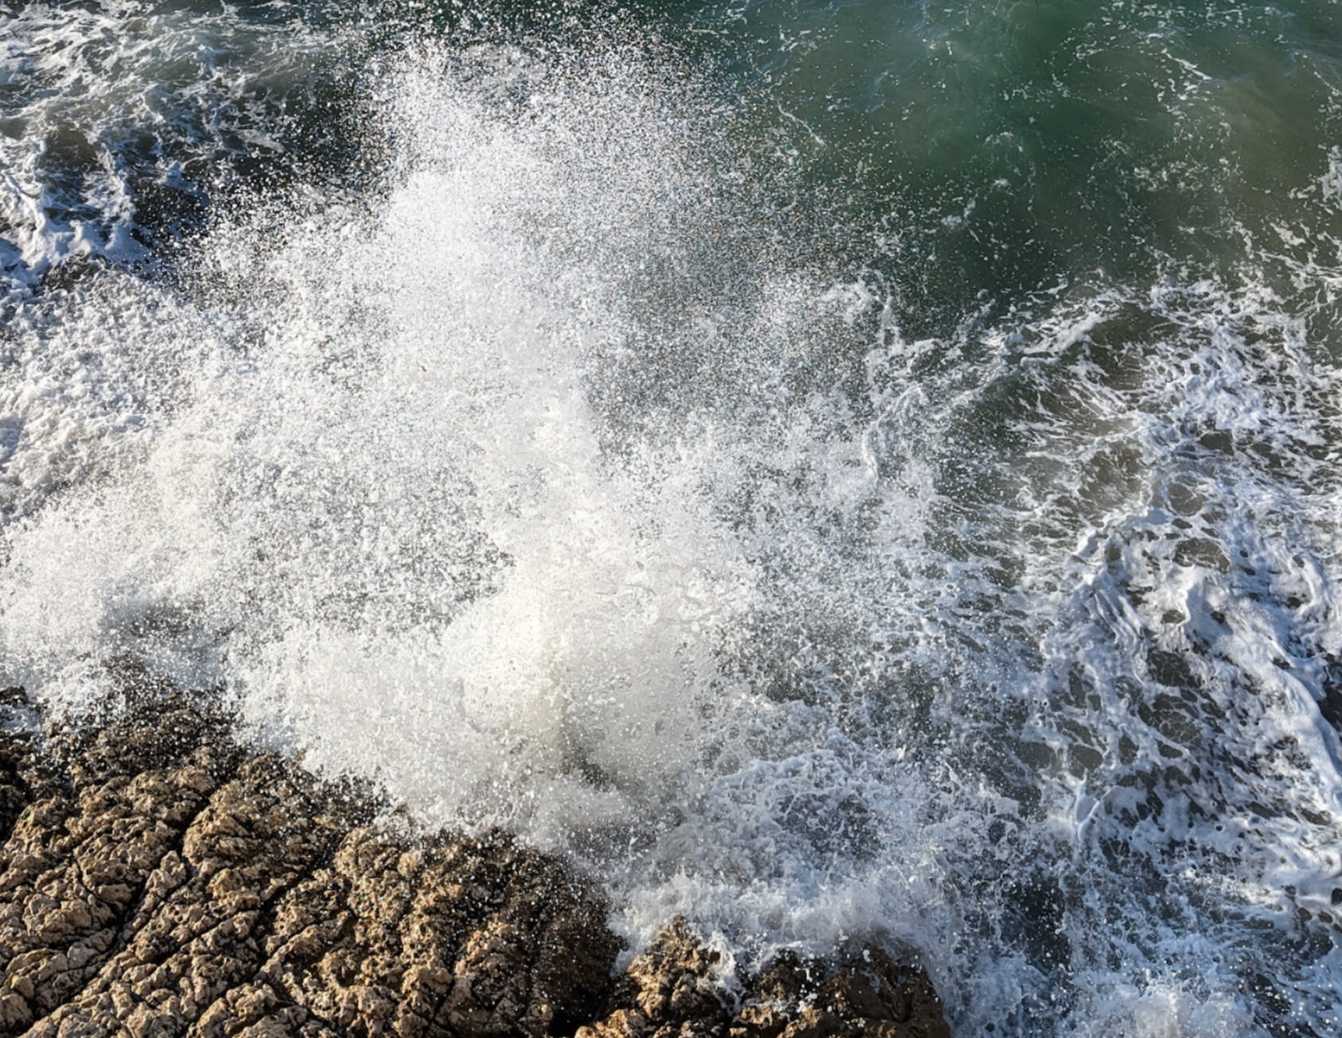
3 13 1342 1037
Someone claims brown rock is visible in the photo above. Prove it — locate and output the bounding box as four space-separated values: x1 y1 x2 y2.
723 946 950 1038
0 679 950 1038
580 917 727 1038
0 686 617 1038
582 923 951 1038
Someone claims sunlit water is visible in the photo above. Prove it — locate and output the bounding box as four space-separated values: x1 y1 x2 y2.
3 2 1342 1035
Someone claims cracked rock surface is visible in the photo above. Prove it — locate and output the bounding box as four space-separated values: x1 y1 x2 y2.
578 920 949 1038
0 684 949 1038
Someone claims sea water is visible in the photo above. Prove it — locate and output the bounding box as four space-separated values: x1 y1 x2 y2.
3 1 1342 1034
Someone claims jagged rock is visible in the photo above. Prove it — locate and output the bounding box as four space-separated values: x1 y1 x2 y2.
577 918 726 1038
0 688 616 1038
579 925 949 1038
0 684 951 1038
751 948 948 1038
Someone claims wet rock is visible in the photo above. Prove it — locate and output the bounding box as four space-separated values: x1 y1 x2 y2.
578 917 726 1038
743 946 948 1038
0 690 616 1038
0 688 54 847
579 925 950 1038
0 732 34 848
0 686 950 1038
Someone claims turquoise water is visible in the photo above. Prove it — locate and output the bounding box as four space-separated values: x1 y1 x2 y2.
687 0 1342 334
4 2 1342 1035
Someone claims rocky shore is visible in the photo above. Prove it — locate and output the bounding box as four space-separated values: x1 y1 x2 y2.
0 680 949 1038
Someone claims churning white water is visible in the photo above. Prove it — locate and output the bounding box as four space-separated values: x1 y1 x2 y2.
3 36 1342 1038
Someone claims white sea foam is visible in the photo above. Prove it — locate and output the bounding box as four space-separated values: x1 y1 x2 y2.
3 39 1342 1038
0 0 344 298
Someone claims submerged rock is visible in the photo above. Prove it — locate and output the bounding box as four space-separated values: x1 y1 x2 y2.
0 685 949 1038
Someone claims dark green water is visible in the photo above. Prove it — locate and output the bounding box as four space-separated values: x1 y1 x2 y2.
674 0 1342 335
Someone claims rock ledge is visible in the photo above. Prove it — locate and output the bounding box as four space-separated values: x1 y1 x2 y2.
0 684 948 1038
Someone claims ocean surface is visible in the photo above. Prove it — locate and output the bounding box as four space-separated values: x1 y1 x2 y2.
3 1 1342 1033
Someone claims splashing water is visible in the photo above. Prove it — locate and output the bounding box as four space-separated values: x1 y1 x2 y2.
3 8 1342 1037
